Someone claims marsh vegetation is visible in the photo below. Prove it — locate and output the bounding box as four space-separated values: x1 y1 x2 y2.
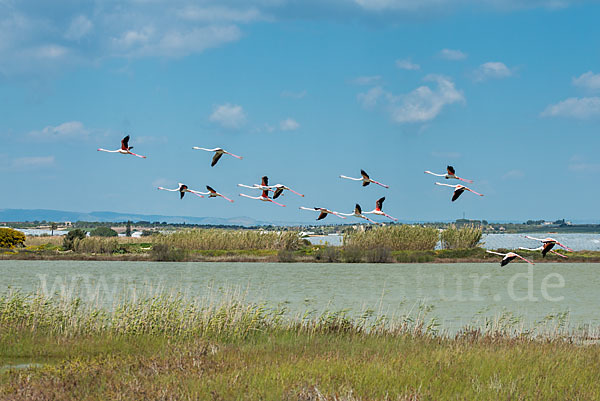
0 290 599 400
6 225 598 263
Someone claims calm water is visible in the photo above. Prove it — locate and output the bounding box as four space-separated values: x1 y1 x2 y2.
482 233 600 251
1 260 599 331
307 233 600 250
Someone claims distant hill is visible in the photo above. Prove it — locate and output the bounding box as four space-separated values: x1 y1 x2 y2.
0 209 270 227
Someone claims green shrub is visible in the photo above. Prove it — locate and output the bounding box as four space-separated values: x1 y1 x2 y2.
151 243 188 261
315 246 340 262
62 229 87 251
365 247 392 263
73 237 119 254
393 251 436 263
90 226 118 237
277 249 296 262
0 228 26 248
342 246 364 263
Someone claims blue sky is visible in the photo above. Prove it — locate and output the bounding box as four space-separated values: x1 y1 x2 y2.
2 0 600 223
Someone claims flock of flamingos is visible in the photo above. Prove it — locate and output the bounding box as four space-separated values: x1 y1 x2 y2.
98 135 573 266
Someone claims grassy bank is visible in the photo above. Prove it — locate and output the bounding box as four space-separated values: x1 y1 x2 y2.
1 292 599 400
4 226 600 263
5 244 600 263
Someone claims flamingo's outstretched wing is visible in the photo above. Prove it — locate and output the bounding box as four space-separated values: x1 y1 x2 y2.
211 152 223 167
452 188 465 202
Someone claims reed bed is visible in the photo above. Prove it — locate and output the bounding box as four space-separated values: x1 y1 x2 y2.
153 229 302 251
71 237 120 254
0 290 595 342
440 225 483 249
2 290 600 400
24 235 64 247
344 225 440 251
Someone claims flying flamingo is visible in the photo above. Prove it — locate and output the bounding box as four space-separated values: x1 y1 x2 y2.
339 170 389 188
239 189 286 207
339 204 378 224
362 197 398 222
486 250 534 267
238 176 304 199
238 176 272 191
435 182 484 202
157 183 204 199
299 207 347 221
203 185 234 202
519 236 573 258
192 147 243 167
425 166 473 183
271 184 304 199
98 135 146 158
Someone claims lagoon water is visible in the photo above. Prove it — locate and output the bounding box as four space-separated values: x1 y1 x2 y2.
307 233 600 250
1 260 599 332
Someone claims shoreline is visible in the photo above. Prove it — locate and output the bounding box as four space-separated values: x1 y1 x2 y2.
3 250 600 263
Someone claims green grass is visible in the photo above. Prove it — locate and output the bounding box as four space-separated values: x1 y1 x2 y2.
2 326 600 400
0 291 599 399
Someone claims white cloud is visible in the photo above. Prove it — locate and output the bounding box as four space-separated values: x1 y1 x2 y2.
573 71 600 92
279 118 300 131
209 103 247 129
65 15 93 40
357 86 385 109
0 2 257 76
431 151 461 159
359 75 464 124
354 0 579 11
355 0 451 11
352 75 382 85
396 59 420 70
388 75 464 124
176 6 263 23
502 169 524 180
473 62 513 82
28 121 89 141
439 48 467 60
11 156 55 170
281 90 307 99
541 97 600 119
110 25 241 58
0 0 591 78
569 162 600 173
